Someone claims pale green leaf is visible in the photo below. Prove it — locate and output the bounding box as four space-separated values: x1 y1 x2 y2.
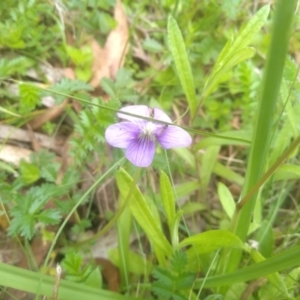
215 5 270 69
168 15 197 118
116 168 172 257
273 164 300 181
179 230 245 253
217 182 236 219
204 47 256 97
213 162 244 186
109 248 153 275
159 170 176 237
200 146 220 188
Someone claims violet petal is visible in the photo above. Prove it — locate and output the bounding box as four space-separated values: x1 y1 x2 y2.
105 122 140 148
153 108 172 123
117 105 150 121
126 137 156 167
156 125 192 149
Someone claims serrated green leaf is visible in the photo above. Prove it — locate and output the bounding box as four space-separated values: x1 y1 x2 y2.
116 168 172 257
152 267 174 287
170 251 188 273
100 77 116 97
180 230 246 253
49 78 93 104
168 15 197 118
38 209 61 224
19 83 40 112
176 271 196 289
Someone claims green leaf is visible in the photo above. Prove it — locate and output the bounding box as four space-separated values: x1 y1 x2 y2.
213 162 244 186
84 267 102 289
109 248 153 275
48 78 93 104
19 83 40 112
117 194 132 286
200 145 220 188
116 168 172 257
204 47 256 97
19 160 40 184
179 230 246 253
100 77 116 97
215 5 270 69
159 170 176 241
143 38 164 53
168 15 197 118
204 4 270 98
173 148 195 170
217 182 236 219
170 251 188 273
273 164 300 181
66 45 93 67
0 161 18 176
37 209 61 224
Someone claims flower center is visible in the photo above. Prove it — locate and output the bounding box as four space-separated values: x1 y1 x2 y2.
140 122 156 140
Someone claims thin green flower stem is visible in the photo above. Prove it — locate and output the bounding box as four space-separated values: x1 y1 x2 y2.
70 166 142 248
195 249 221 300
8 79 251 144
225 0 297 274
43 157 125 268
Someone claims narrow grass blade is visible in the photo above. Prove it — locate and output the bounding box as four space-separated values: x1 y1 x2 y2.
0 106 21 117
226 0 298 272
195 245 300 289
0 263 141 300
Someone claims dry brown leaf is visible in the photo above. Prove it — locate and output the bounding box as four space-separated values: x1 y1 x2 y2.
95 258 120 292
29 99 69 130
0 145 32 165
0 125 64 155
89 0 129 88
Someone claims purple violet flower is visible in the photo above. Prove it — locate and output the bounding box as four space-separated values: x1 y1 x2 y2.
105 105 192 167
